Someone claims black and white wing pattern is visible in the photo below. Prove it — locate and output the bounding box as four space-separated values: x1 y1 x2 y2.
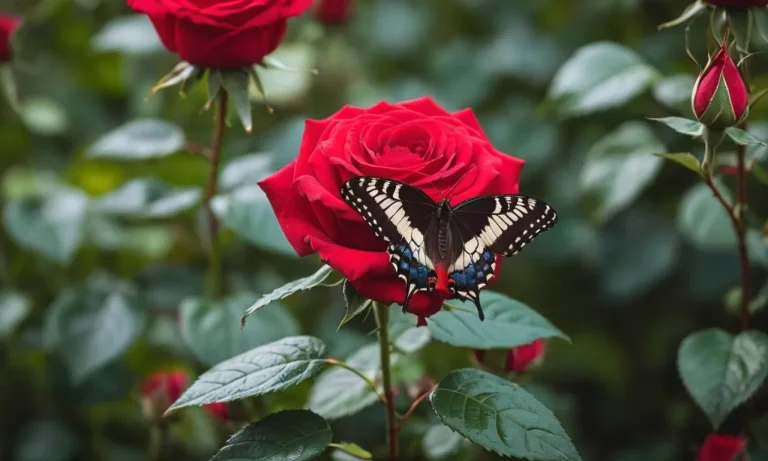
340 177 439 310
445 195 558 318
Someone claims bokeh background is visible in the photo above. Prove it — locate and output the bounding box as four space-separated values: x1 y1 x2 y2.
2 0 768 460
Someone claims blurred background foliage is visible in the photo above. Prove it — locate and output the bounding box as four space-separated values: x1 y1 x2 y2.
2 0 768 460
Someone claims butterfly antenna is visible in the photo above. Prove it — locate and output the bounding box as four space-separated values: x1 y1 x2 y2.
443 164 477 202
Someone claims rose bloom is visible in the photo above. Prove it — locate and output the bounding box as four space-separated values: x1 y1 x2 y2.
0 15 20 62
692 43 748 129
260 97 524 325
695 434 745 461
473 339 547 373
314 0 354 25
705 0 768 6
127 0 312 68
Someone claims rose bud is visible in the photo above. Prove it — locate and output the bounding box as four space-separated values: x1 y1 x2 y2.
695 434 746 461
127 0 312 68
140 370 188 421
259 97 524 326
204 401 229 421
314 0 355 25
705 0 768 6
472 339 547 373
0 15 20 63
692 43 749 129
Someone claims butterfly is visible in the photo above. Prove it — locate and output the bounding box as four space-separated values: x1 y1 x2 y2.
340 176 558 321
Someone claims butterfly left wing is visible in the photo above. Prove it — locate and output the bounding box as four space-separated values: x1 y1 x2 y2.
447 195 558 319
340 177 439 311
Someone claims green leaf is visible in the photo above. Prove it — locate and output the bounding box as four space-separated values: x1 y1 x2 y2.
389 308 431 354
422 424 467 461
548 42 659 117
307 343 398 420
658 0 707 29
755 6 768 43
242 265 337 324
219 69 253 133
169 336 328 410
210 410 332 461
580 122 665 222
1 64 20 113
0 291 31 338
648 117 704 137
87 119 185 159
219 153 273 191
678 329 768 428
653 152 703 177
44 283 147 383
253 45 316 106
652 74 696 111
725 127 767 146
430 369 581 461
211 185 296 258
180 293 299 367
338 280 372 329
16 420 78 461
4 189 89 263
331 442 372 460
728 8 753 52
91 15 163 54
429 291 567 349
678 182 735 249
94 178 202 219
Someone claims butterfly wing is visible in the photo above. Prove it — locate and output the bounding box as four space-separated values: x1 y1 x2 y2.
447 195 558 319
340 177 439 310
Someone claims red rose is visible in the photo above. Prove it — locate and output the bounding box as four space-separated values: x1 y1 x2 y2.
695 434 746 461
259 97 523 325
127 0 312 68
314 0 354 25
473 339 547 373
692 43 749 129
0 15 20 62
705 0 768 6
204 401 229 421
140 370 188 420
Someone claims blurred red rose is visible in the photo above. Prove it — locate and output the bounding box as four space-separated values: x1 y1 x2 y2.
695 434 745 461
127 0 312 68
705 0 768 6
692 43 749 129
473 339 547 373
259 97 523 325
204 401 229 421
141 370 187 420
0 15 20 62
314 0 354 25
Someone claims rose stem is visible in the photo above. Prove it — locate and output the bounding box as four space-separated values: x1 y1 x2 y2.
205 90 228 298
735 135 751 328
374 302 398 461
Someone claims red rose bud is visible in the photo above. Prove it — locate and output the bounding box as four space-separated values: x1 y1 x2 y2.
505 339 547 372
692 44 749 129
705 0 768 6
204 402 229 421
127 0 312 68
695 434 746 461
140 370 188 420
0 15 20 62
314 0 355 25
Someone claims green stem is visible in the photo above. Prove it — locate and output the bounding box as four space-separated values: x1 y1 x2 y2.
147 423 167 461
374 302 397 461
326 358 387 406
701 126 725 176
205 90 228 298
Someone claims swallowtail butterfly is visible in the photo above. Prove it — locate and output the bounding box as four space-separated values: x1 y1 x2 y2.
341 177 558 321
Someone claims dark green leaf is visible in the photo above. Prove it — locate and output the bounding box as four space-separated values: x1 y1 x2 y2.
4 190 88 263
653 152 703 177
180 293 299 367
15 420 78 461
755 7 768 42
728 8 752 52
429 291 567 349
648 117 704 137
242 265 337 324
338 280 372 329
678 182 734 249
219 69 253 133
211 185 296 258
169 336 328 410
44 284 147 383
430 369 581 461
87 119 185 159
548 42 658 117
422 424 467 461
580 122 665 222
0 291 31 338
678 329 768 428
389 308 431 353
210 410 331 461
725 127 766 146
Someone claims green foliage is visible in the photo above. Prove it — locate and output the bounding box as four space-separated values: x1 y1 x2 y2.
209 410 331 461
87 119 185 159
430 369 581 461
678 329 768 428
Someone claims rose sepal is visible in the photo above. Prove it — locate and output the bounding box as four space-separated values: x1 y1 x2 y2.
149 61 203 97
659 0 708 30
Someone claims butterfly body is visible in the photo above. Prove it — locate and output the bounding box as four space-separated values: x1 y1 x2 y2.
341 176 557 321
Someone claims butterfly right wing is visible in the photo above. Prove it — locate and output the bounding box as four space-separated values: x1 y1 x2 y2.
340 177 438 309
